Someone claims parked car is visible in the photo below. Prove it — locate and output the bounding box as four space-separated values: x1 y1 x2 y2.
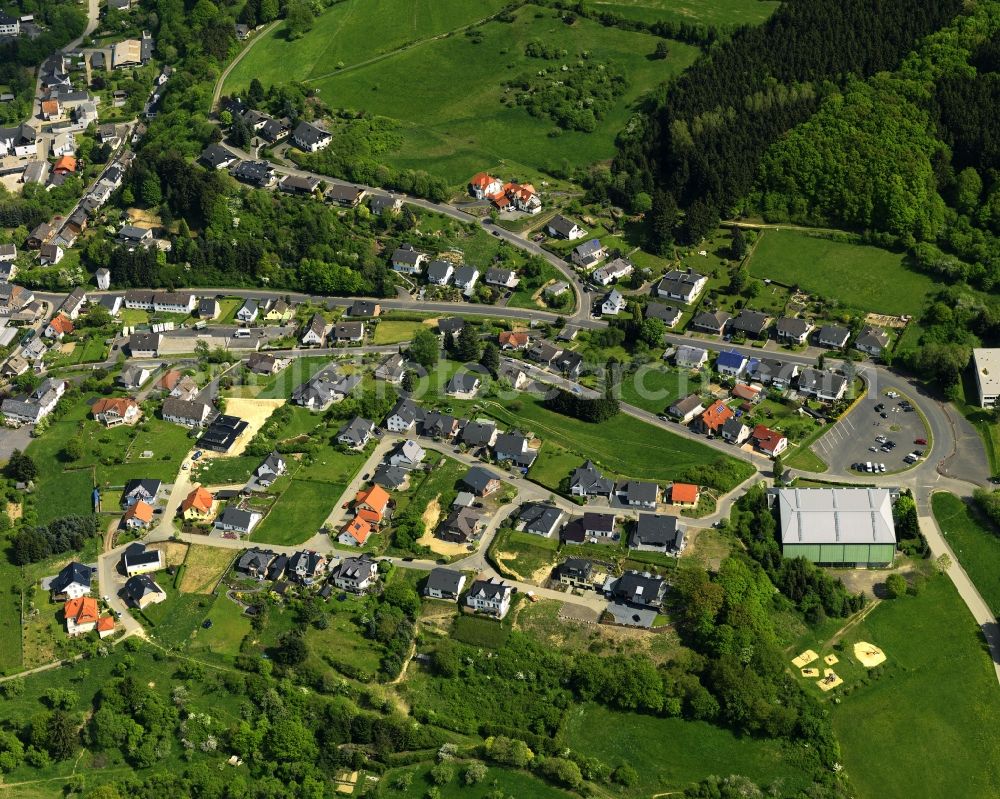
915 438 927 445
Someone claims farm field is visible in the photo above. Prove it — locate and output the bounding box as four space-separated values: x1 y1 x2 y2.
746 229 936 317
830 575 1000 799
481 396 753 490
586 0 779 26
226 3 701 183
252 478 341 545
932 492 1000 615
563 704 810 797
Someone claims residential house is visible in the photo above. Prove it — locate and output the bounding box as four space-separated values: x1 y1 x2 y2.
728 309 770 339
469 172 502 199
569 460 614 499
750 359 799 390
674 344 708 369
855 326 890 357
98 295 122 316
214 507 262 536
731 383 762 405
547 214 585 240
517 503 564 538
466 577 513 619
462 466 501 497
373 464 408 491
355 484 392 526
1 355 28 378
40 98 60 120
581 511 617 540
497 361 528 389
498 330 530 350
446 372 481 398
391 244 427 275
332 321 365 343
797 368 848 402
670 483 700 508
715 349 748 378
553 350 584 379
607 570 665 609
493 431 538 468
656 269 707 304
0 11 20 36
557 558 594 589
374 352 406 384
453 265 480 294
44 313 73 339
292 370 360 410
287 550 326 583
630 514 685 554
601 289 627 316
426 259 454 285
128 332 161 358
161 398 213 427
485 268 519 289
818 324 851 349
572 239 607 269
0 123 37 158
292 120 331 152
247 352 279 375
437 506 483 543
116 365 152 390
645 302 682 327
461 420 497 449
118 225 154 250
388 439 425 470
39 243 64 266
180 486 214 520
200 414 249 453
751 424 788 457
233 160 274 187
300 313 327 346
620 480 659 510
502 181 541 214
237 548 275 579
337 416 375 449
199 143 236 170
424 567 466 601
26 222 55 249
369 194 403 215
437 316 465 341
386 398 423 432
253 452 286 488
544 281 570 299
91 397 140 427
121 574 166 609
58 287 86 318
720 416 750 444
64 596 100 636
278 174 320 194
167 374 199 401
347 300 380 318
340 514 373 547
0 244 15 264
591 257 633 286
421 411 461 440
776 317 813 345
50 562 92 600
326 183 366 207
1 377 65 425
236 299 258 324
696 399 733 436
668 394 704 424
121 541 163 575
331 554 378 593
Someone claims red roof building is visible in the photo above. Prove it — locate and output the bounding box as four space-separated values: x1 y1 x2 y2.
699 400 734 434
751 424 788 457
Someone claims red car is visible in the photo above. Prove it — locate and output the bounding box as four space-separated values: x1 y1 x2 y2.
914 438 927 445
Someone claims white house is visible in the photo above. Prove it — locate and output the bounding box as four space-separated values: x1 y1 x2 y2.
656 269 707 304
591 257 633 286
548 214 585 240
601 289 627 316
292 120 331 152
675 344 709 369
466 577 513 619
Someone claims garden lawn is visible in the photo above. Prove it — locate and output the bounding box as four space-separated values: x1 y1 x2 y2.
229 3 701 183
178 545 237 594
373 319 423 344
506 262 567 311
194 455 260 485
586 0 779 26
482 396 752 489
252 479 343 545
563 704 810 797
831 575 1000 799
141 581 218 648
932 492 1000 616
393 450 465 517
746 229 936 317
186 594 253 663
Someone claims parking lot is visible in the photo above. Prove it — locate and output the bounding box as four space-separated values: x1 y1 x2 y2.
814 391 929 474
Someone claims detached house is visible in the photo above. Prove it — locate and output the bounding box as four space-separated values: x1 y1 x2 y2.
572 239 607 269
128 332 161 358
461 420 497 448
675 344 708 369
547 214 585 240
44 313 73 339
453 265 480 294
337 416 375 449
855 326 890 357
499 330 530 350
391 244 427 275
607 570 665 609
592 257 633 286
466 577 513 619
728 309 770 339
818 324 851 349
645 302 682 327
292 120 331 152
669 394 704 424
374 352 406 384
215 507 262 536
121 574 166 610
620 480 660 510
301 313 327 346
751 424 788 457
180 486 214 520
331 321 364 342
161 398 213 428
493 431 538 468
557 558 594 589
331 554 378 593
656 269 706 304
122 501 154 529
601 289 627 316
50 562 92 600
64 596 100 636
446 372 481 399
462 466 501 497
797 368 848 402
518 503 564 538
254 452 286 487
386 398 423 433
569 460 614 499
388 439 425 469
721 416 750 444
715 349 748 378
776 317 813 345
121 541 163 575
91 397 140 427
426 260 454 286
630 514 685 555
469 172 502 199
696 400 734 436
437 506 483 543
750 359 799 390
425 567 466 601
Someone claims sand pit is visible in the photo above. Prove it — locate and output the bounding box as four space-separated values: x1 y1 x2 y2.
801 667 820 678
792 649 819 668
854 641 887 668
818 669 843 691
824 654 839 666
59 342 76 355
420 495 442 531
205 398 285 457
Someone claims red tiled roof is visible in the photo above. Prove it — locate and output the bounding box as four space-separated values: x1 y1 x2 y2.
124 501 154 523
356 485 390 517
671 483 699 504
470 172 497 188
65 596 99 626
48 313 74 335
96 615 115 632
156 369 182 390
700 400 733 432
752 424 786 453
181 485 214 514
342 516 372 545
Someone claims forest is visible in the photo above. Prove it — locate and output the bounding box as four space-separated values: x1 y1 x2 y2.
607 0 966 245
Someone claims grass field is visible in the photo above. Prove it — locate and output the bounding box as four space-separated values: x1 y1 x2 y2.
830 576 1000 799
586 0 779 26
373 319 424 344
194 454 260 485
141 581 218 648
178 545 236 594
482 396 752 490
186 593 252 663
225 2 700 183
932 492 1000 616
564 704 810 796
746 229 936 317
618 365 696 414
253 478 342 545
306 598 385 679
492 528 559 581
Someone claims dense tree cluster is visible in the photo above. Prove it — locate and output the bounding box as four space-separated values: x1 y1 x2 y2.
609 0 964 244
11 515 101 566
544 388 620 423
